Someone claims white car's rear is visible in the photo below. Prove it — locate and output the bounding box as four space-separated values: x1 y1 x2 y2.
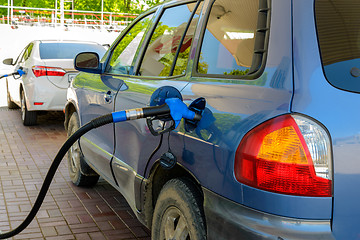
5 40 107 125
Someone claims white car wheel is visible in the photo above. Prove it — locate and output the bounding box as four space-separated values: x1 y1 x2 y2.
20 91 37 126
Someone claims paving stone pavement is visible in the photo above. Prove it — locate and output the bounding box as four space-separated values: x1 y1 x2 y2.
0 108 151 240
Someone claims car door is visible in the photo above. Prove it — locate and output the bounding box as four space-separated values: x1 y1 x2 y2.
76 10 157 186
108 1 204 209
7 44 29 105
75 64 123 185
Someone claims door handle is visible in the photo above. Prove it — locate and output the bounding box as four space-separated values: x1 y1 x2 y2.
104 91 113 103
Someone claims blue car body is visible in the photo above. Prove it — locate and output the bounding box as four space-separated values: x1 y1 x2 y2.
65 0 360 239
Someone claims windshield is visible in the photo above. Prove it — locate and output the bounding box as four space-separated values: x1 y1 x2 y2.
39 42 106 60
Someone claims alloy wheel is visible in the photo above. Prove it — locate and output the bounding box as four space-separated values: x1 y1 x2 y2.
161 207 190 240
69 140 80 175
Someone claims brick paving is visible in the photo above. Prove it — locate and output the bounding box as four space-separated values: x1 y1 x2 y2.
0 108 151 240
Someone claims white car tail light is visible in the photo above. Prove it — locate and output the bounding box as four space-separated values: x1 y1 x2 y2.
234 114 332 197
32 66 66 77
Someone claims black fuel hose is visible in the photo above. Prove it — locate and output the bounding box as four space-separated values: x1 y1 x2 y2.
0 114 113 239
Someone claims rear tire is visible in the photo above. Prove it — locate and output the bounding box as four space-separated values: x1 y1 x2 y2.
152 178 206 240
20 90 37 126
6 81 18 109
67 111 99 187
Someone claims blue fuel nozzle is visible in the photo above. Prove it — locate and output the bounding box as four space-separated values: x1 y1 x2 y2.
111 98 202 129
17 69 26 76
165 98 197 128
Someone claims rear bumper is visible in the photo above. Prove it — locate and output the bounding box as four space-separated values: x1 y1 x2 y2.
24 80 67 111
203 188 334 240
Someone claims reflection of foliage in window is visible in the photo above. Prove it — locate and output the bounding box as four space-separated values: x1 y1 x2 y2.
147 23 177 77
159 53 173 76
149 23 173 46
173 47 191 75
158 47 191 76
161 19 201 76
109 16 152 67
224 69 249 76
197 53 209 74
190 72 267 86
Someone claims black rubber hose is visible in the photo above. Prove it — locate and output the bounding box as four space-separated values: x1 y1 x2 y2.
143 104 171 119
0 114 113 239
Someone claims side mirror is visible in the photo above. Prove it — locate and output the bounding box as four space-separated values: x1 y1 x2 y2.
3 58 14 65
74 52 103 74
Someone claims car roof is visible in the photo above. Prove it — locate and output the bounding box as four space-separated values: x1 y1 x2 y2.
34 40 102 45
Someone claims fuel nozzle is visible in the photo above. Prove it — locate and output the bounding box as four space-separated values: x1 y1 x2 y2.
112 98 202 125
111 98 203 136
164 98 201 127
16 68 26 76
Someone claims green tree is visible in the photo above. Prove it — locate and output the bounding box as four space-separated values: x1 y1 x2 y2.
0 0 165 15
145 0 163 8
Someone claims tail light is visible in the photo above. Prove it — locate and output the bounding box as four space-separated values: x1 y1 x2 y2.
234 114 332 197
32 66 66 77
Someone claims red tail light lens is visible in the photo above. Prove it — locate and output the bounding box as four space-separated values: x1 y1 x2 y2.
32 66 66 77
234 114 332 197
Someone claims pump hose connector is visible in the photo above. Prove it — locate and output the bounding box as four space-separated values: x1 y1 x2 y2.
112 98 201 128
0 68 26 79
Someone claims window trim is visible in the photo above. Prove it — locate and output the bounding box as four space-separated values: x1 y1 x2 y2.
103 10 158 76
169 0 203 76
192 0 271 80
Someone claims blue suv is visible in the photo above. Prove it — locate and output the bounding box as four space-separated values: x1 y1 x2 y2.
65 0 360 239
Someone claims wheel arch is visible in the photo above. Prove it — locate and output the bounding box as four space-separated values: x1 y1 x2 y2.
19 83 27 106
64 101 77 131
19 83 24 97
143 161 205 229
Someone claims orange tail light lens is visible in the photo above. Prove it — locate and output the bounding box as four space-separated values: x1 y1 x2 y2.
235 114 332 197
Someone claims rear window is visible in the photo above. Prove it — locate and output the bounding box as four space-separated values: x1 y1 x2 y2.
315 0 360 92
39 42 106 60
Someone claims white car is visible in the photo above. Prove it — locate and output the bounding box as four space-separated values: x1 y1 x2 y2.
3 40 107 125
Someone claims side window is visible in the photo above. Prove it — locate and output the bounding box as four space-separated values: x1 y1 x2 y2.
197 0 270 78
23 43 34 62
315 0 360 93
16 43 33 65
106 13 154 75
139 2 201 77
